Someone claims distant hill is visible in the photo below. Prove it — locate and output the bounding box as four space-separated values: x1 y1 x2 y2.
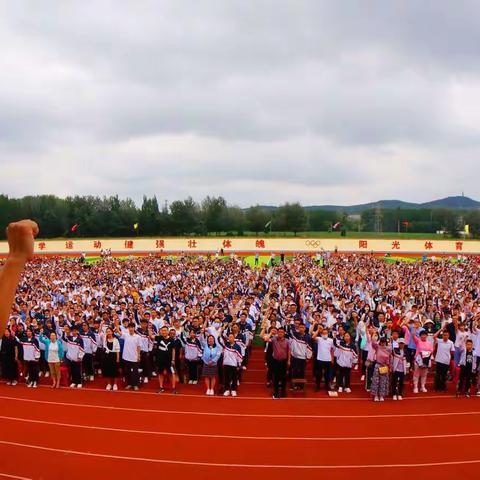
304 200 418 213
255 196 480 213
421 196 480 209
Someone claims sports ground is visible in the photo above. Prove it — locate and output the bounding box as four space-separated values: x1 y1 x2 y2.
0 344 479 480
0 246 478 480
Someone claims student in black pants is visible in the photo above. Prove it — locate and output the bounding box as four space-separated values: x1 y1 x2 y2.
435 361 450 391
70 358 82 386
391 340 407 400
221 333 243 397
265 336 274 387
272 358 288 397
457 340 475 397
0 329 18 385
264 328 290 399
223 364 238 395
433 331 454 392
120 323 142 391
22 329 41 388
65 325 85 388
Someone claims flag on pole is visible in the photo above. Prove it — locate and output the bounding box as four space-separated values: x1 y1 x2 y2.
133 223 139 230
71 224 79 233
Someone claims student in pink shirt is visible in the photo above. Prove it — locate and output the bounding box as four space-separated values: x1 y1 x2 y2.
370 336 391 402
412 329 434 394
364 325 377 391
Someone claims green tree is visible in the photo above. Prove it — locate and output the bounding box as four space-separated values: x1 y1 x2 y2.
360 209 375 232
246 205 271 234
201 196 228 234
465 210 480 238
275 202 307 235
170 197 201 234
225 206 246 234
308 209 339 231
138 196 161 235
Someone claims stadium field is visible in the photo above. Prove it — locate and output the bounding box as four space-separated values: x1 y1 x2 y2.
82 255 458 267
0 346 477 480
34 231 456 241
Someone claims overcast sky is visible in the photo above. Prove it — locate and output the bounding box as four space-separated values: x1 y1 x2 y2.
1 1 479 207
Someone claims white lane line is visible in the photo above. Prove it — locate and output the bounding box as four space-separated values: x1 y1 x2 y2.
0 440 480 469
242 381 437 386
53 386 453 402
0 415 479 442
0 474 32 480
0 383 461 402
0 395 478 419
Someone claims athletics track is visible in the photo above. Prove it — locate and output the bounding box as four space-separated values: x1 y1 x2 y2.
0 347 478 480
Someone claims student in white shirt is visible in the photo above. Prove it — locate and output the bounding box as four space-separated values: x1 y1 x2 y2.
118 322 141 390
21 329 40 388
65 325 85 388
311 326 334 392
102 327 120 391
38 330 65 388
433 330 454 392
454 319 469 366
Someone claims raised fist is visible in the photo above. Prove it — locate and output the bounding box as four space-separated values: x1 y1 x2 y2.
7 220 39 262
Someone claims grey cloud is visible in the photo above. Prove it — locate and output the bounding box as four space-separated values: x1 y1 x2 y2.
0 1 479 205
1 1 478 146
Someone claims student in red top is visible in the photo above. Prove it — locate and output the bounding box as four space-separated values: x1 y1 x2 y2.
264 327 291 399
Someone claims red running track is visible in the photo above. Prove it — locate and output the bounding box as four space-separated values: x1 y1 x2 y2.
0 351 479 480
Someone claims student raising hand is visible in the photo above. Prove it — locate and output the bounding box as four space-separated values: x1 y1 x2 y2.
0 220 39 332
7 220 38 261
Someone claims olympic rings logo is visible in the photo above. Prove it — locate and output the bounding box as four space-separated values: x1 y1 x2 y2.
305 240 322 248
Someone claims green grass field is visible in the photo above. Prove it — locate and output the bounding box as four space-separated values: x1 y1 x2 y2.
83 255 286 267
82 254 460 267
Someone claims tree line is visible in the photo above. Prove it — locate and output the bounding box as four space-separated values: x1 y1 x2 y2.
0 194 479 238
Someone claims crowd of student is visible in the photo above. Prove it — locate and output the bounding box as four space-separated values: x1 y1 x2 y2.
0 254 479 401
260 255 480 399
0 256 262 396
